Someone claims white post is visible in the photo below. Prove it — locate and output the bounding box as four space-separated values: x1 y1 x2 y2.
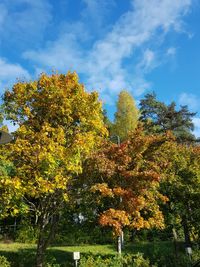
121 230 124 247
73 252 80 267
117 235 122 254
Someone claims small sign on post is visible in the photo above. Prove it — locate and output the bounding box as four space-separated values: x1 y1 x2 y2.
186 247 192 263
73 252 80 267
186 247 192 255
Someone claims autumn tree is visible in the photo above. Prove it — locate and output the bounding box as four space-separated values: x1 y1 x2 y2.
139 92 196 142
78 128 173 246
0 147 18 218
139 93 200 247
0 125 21 219
160 143 200 248
111 90 139 141
3 72 107 267
103 109 113 135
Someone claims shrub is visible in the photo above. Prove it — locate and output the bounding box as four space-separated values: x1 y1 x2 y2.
0 256 11 267
45 256 61 267
79 253 155 267
17 249 36 266
15 222 37 243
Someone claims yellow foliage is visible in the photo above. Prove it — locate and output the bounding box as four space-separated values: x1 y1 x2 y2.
2 71 107 217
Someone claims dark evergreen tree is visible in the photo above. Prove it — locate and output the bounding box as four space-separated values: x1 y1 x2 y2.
139 92 196 142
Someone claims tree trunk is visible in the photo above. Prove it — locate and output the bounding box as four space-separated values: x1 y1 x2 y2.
182 216 191 248
172 227 178 259
35 214 59 267
36 241 46 267
36 225 48 267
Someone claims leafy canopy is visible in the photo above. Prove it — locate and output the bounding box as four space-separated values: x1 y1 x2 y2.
3 71 108 266
80 128 174 236
2 71 107 216
139 92 196 142
112 90 139 141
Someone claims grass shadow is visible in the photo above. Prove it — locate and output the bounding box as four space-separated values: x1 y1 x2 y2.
0 241 190 267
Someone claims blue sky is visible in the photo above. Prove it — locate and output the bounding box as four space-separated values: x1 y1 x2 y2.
0 0 200 136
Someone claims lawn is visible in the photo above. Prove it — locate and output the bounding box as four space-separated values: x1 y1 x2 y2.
0 241 189 267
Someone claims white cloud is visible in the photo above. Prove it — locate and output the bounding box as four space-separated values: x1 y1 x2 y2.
0 58 30 92
167 47 177 56
193 118 200 138
0 0 52 49
82 0 115 31
23 0 192 103
23 31 85 71
179 92 199 111
136 49 156 73
143 50 155 69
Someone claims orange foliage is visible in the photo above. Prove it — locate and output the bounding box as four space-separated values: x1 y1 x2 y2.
87 128 173 235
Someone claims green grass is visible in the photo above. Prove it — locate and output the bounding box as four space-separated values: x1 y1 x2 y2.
0 242 34 252
50 244 117 254
0 241 188 267
0 243 115 267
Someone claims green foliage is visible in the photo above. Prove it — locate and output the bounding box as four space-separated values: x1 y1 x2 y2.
0 256 11 267
191 248 200 264
54 224 113 246
159 144 200 245
55 205 113 246
79 253 153 267
0 110 4 126
0 241 199 267
3 71 107 266
15 222 37 243
45 256 61 267
17 249 36 267
102 109 113 135
0 146 22 219
139 92 196 142
112 90 139 141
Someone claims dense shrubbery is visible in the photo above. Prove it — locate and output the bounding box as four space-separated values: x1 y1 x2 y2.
79 253 153 267
15 222 38 243
54 225 113 246
0 243 199 267
0 256 11 267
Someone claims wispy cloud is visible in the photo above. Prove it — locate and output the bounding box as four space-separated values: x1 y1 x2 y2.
136 49 157 77
193 118 200 138
82 0 115 32
0 0 52 49
23 0 192 103
0 58 30 93
179 92 200 139
0 0 52 92
166 47 177 56
179 92 199 111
